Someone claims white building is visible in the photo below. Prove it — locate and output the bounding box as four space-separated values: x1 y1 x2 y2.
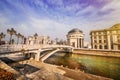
28 35 50 45
66 28 84 48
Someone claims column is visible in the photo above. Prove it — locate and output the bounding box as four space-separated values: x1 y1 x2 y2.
77 38 78 48
107 31 111 50
97 45 99 49
96 32 99 44
101 35 103 49
102 45 104 50
113 31 118 50
78 38 80 48
91 36 94 49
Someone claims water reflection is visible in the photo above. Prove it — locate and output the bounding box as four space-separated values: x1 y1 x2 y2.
45 52 120 80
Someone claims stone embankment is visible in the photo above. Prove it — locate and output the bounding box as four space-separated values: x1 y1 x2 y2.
0 60 19 74
73 49 120 57
0 59 112 80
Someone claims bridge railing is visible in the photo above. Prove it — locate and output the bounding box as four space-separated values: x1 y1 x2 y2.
0 44 41 52
43 44 73 48
0 44 73 53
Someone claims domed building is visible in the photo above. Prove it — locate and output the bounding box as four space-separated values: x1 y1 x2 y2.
90 23 120 50
66 28 84 48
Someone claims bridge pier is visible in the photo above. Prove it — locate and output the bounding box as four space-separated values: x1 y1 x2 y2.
66 48 73 53
35 49 41 61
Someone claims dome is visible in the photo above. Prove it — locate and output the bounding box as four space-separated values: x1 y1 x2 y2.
68 28 83 34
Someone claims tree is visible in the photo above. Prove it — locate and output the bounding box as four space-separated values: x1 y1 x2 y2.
16 33 22 44
0 32 5 42
7 28 16 44
34 33 38 44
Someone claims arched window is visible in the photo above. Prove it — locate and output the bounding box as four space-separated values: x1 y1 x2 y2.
99 45 102 49
118 45 120 50
104 45 108 49
94 45 97 49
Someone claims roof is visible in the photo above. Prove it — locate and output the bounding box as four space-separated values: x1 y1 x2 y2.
109 23 120 29
68 28 83 34
90 23 120 33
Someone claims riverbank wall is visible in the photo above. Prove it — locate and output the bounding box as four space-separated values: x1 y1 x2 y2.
73 49 120 57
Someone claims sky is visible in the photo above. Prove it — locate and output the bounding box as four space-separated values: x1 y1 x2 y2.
0 0 120 42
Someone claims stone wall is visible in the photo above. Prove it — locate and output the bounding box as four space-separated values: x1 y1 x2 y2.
73 49 120 57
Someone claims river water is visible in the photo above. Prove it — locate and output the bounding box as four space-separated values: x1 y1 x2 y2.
45 52 120 80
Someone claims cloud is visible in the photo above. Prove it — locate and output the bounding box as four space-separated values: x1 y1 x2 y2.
45 0 63 6
76 5 96 16
29 17 70 39
0 0 120 42
90 0 120 23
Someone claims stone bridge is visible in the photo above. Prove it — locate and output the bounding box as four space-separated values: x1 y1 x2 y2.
0 44 73 61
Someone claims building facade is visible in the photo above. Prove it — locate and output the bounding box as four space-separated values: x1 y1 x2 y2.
67 28 84 48
90 23 120 50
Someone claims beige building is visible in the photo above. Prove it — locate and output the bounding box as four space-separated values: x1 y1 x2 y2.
90 23 120 50
67 28 84 48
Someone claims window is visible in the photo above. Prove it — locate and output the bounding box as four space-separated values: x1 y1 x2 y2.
118 39 120 43
94 40 97 43
118 45 120 50
104 45 108 49
94 32 96 35
104 40 106 43
94 45 97 49
98 32 101 34
99 45 102 49
99 40 102 43
104 35 107 38
94 36 96 39
117 35 120 43
72 42 75 47
103 32 106 34
99 36 101 39
111 44 113 49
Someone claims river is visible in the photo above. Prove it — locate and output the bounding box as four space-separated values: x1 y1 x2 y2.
45 52 120 80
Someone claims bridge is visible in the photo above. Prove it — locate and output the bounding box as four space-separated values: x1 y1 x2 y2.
0 44 73 62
